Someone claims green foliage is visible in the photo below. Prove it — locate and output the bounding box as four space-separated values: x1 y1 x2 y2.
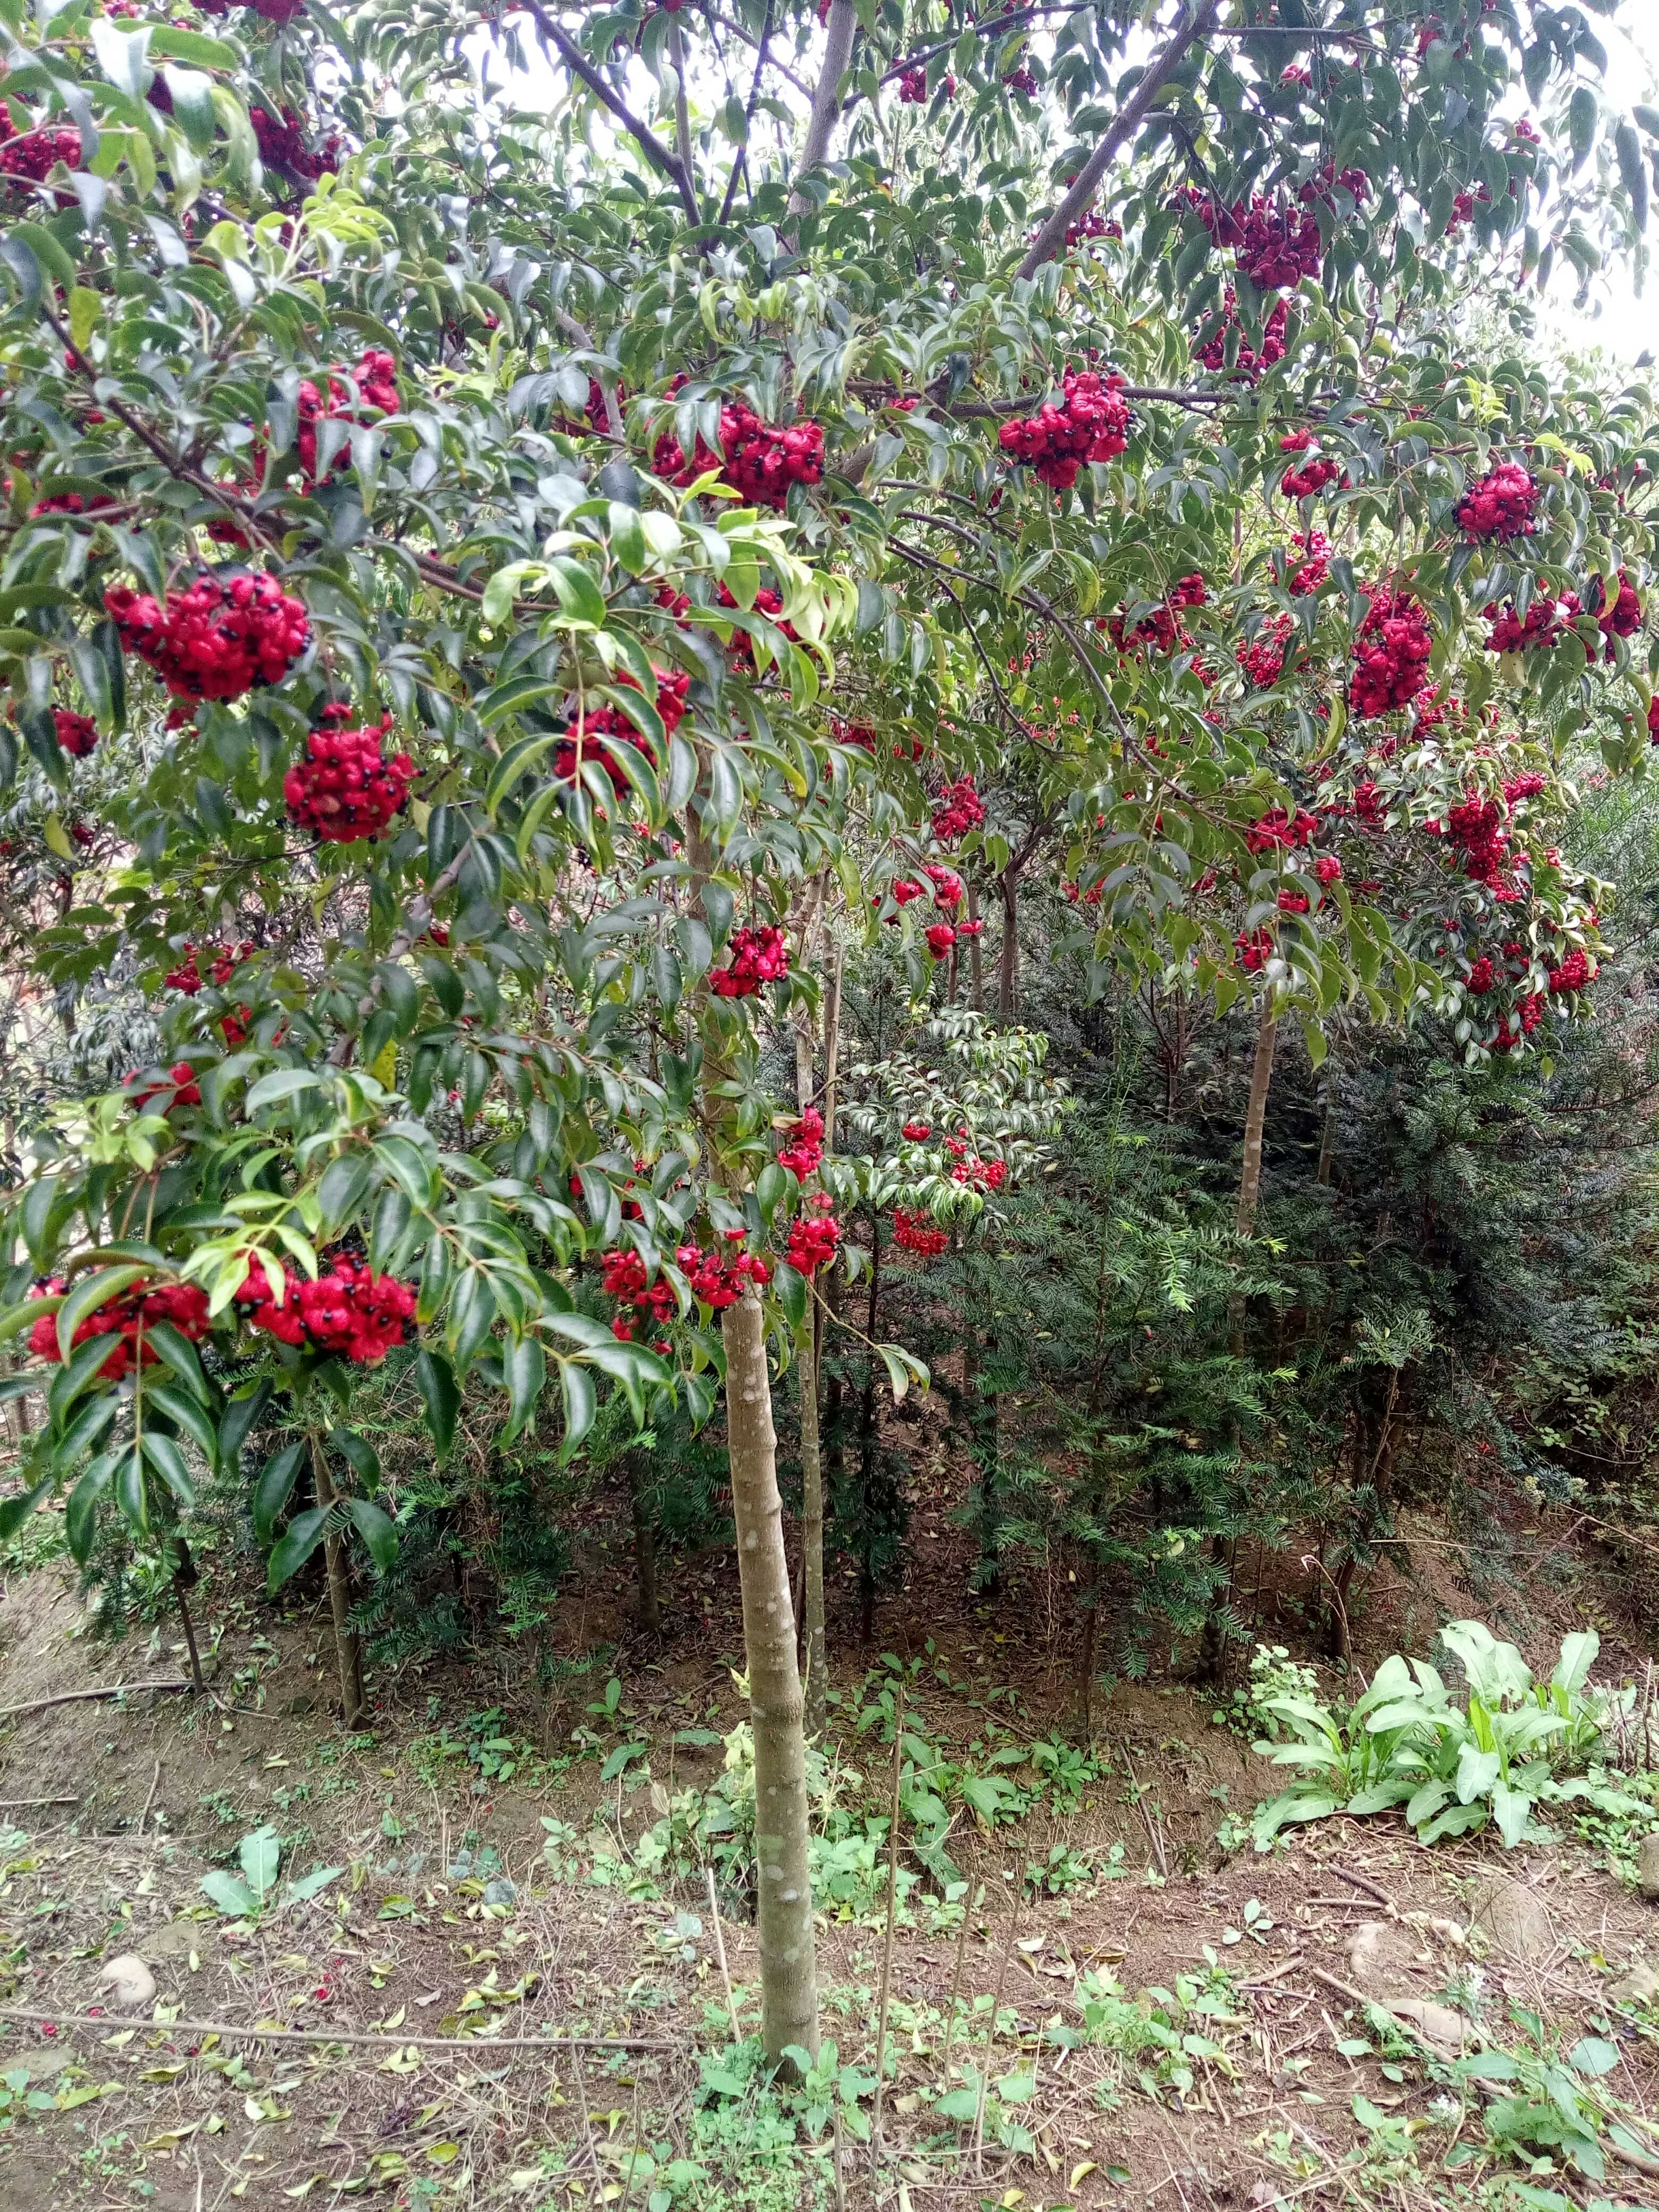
199 1823 340 1922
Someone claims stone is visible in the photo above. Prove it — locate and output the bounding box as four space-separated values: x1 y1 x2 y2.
1345 1919 1422 1996
143 1920 213 1960
1612 1962 1659 2005
1385 1998 1469 2056
1637 1831 1659 1899
1467 1872 1555 1963
482 1878 517 1908
96 1954 155 2010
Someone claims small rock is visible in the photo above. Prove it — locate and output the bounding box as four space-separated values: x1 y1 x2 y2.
1613 1962 1659 2005
143 1920 213 1960
1386 1998 1468 2055
1467 1872 1554 1963
1638 1831 1659 1899
96 1954 155 2010
285 1695 316 1717
482 1877 517 1908
1345 1920 1421 1996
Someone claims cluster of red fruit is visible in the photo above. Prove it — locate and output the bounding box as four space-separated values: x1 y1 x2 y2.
235 1255 416 1363
291 349 400 490
1237 613 1297 688
1455 460 1538 542
786 1195 842 1275
1108 573 1207 657
1196 294 1287 379
1489 994 1545 1054
1288 529 1330 595
0 120 82 182
996 371 1132 492
1444 795 1507 885
716 583 799 671
932 777 985 841
1484 591 1578 652
655 397 824 510
1004 64 1037 94
249 104 342 182
1245 806 1317 854
164 940 253 994
52 708 97 757
1235 926 1274 973
673 1234 772 1313
892 1206 949 1256
127 1061 202 1115
1277 431 1342 499
28 1276 212 1382
1203 192 1325 289
777 1106 825 1179
284 708 414 843
601 1249 677 1343
557 668 688 789
710 924 789 998
1350 586 1432 717
31 490 115 521
106 572 311 702
949 1150 1006 1192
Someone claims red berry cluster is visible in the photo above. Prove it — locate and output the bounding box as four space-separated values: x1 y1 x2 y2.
1465 954 1495 995
28 1275 211 1382
1196 294 1287 378
284 708 414 843
127 1061 202 1115
1350 586 1431 717
1004 64 1036 93
1298 163 1371 209
1484 592 1579 653
165 940 253 994
1445 796 1507 884
922 863 962 908
1549 949 1591 993
1277 889 1310 913
601 1248 677 1342
1503 771 1547 806
1190 191 1323 289
777 1105 825 1180
710 924 789 998
1590 569 1643 648
237 1256 415 1363
997 371 1132 492
892 1206 948 1256
1237 613 1296 688
1109 573 1207 657
924 921 956 959
1456 461 1538 542
30 490 115 521
1288 530 1330 595
52 708 97 757
1246 806 1317 854
105 572 311 701
674 1236 770 1310
1062 878 1103 905
249 104 340 182
1235 926 1273 973
557 669 688 789
292 350 400 489
1489 993 1545 1054
900 1119 932 1141
932 777 985 841
950 1151 1007 1193
1063 209 1113 248
718 583 799 668
655 398 824 510
898 66 928 100
786 1196 842 1275
1278 432 1342 499
0 122 82 182
1280 63 1311 87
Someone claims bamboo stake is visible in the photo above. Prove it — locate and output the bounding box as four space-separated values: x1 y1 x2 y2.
705 1864 741 2043
969 1888 1018 2180
870 1683 905 2166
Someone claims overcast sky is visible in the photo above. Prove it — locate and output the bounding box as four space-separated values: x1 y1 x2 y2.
1534 12 1657 365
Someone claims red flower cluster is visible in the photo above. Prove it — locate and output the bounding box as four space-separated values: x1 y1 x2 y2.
1196 294 1288 378
29 1275 211 1381
1590 570 1643 647
1246 806 1316 854
1004 65 1037 94
710 924 789 998
1288 530 1330 595
1548 949 1591 994
950 1152 1007 1193
1350 586 1431 717
52 709 96 757
996 371 1132 492
1445 795 1507 884
1277 889 1310 913
0 123 82 182
291 349 400 490
655 398 824 509
1192 191 1323 289
1237 614 1296 688
786 1197 841 1275
165 940 252 994
777 1106 824 1180
284 708 414 843
675 1237 769 1310
1484 592 1579 653
1316 853 1342 885
105 572 311 701
1236 926 1273 972
249 104 340 182
892 1206 948 1256
1298 163 1371 207
922 862 962 908
1108 573 1207 657
932 777 985 841
1456 461 1538 542
237 1256 415 1363
128 1061 202 1114
601 1249 677 1334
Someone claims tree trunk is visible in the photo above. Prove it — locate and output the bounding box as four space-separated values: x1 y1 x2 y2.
799 1309 827 1737
858 1212 883 1642
966 883 983 1012
1316 1085 1336 1187
997 869 1018 1021
1235 1007 1279 1242
722 1284 820 2066
173 1537 205 1694
627 1453 660 1633
311 1441 365 1727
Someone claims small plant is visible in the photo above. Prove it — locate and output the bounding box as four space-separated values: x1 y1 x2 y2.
199 1825 340 1923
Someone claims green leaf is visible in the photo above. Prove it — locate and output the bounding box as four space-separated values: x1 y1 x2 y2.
253 1440 308 1543
239 1824 281 1899
55 1266 150 1365
144 1382 218 1467
413 1346 459 1456
140 1431 196 1509
560 1359 597 1456
218 1380 272 1471
503 1334 547 1443
200 1870 256 1916
342 1496 398 1576
267 1505 329 1593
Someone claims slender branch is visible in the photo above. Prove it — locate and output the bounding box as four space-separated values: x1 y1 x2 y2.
1016 0 1220 282
0 1682 191 1720
526 2 703 227
668 17 700 222
719 0 774 227
787 0 858 215
697 6 813 99
0 2006 675 2054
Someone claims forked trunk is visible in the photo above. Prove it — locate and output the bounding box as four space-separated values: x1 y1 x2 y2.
723 1283 820 2066
173 1537 205 1695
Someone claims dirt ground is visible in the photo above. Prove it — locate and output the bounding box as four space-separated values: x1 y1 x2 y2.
2 1455 1659 2211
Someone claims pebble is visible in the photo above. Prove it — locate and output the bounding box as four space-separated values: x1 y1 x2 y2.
96 1955 156 2010
1637 1830 1659 1899
483 1878 517 1907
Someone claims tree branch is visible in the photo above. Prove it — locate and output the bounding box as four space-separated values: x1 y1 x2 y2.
1016 0 1219 282
719 0 774 227
787 0 859 216
527 2 703 228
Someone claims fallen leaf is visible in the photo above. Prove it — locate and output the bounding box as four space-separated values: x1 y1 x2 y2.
1070 2161 1097 2190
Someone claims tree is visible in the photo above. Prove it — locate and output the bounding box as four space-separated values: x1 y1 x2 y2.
0 0 1655 2066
